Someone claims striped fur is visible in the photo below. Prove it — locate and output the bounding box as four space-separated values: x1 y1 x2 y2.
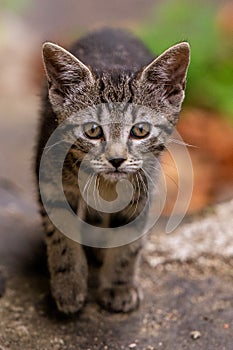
35 28 190 313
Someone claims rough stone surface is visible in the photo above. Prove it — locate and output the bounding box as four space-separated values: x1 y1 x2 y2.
0 184 232 350
145 200 233 265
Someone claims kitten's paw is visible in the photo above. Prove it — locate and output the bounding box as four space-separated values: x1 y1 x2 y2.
98 286 140 313
51 275 87 314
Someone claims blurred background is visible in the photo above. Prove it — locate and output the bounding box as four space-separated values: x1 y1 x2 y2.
0 0 232 216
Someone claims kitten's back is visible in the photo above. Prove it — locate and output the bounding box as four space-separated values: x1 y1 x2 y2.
70 28 154 74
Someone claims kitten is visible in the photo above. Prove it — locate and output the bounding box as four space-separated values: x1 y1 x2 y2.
35 28 190 314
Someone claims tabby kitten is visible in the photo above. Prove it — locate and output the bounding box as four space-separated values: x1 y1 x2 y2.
35 28 190 313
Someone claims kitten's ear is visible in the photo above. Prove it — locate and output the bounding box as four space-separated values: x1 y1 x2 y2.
138 42 190 108
42 42 95 101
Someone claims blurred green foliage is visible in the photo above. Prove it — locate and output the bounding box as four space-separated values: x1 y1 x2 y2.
0 0 29 13
137 0 233 120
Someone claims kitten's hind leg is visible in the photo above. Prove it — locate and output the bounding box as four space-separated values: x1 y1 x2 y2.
98 239 143 313
43 214 88 314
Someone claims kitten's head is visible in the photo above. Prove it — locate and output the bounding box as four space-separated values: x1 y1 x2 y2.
42 40 190 181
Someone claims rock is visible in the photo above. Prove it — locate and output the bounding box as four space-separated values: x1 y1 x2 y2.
145 200 233 264
190 330 201 340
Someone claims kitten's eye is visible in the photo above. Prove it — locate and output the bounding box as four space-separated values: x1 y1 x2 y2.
130 122 151 139
83 123 103 139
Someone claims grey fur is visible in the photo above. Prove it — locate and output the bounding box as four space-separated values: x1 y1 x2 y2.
35 28 190 313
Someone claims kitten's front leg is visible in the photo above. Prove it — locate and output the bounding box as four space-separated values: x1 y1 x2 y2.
43 214 88 314
98 239 143 313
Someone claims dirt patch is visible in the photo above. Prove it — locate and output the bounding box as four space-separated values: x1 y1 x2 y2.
0 256 232 350
0 186 232 350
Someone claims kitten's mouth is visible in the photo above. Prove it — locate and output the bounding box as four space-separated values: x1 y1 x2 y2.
101 170 128 182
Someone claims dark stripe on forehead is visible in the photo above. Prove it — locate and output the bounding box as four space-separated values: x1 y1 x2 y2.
99 73 133 103
109 121 122 140
131 104 139 123
121 102 131 115
98 103 112 123
105 103 112 115
96 104 103 122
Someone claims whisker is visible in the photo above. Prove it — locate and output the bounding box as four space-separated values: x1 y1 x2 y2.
141 168 155 187
83 173 93 199
126 176 137 214
128 173 141 220
97 176 104 214
164 172 179 190
94 175 100 212
138 171 148 196
43 139 69 153
167 138 197 148
138 170 151 210
85 173 95 214
147 163 180 191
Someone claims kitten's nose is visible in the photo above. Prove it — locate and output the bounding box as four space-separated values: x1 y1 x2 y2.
108 157 126 169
